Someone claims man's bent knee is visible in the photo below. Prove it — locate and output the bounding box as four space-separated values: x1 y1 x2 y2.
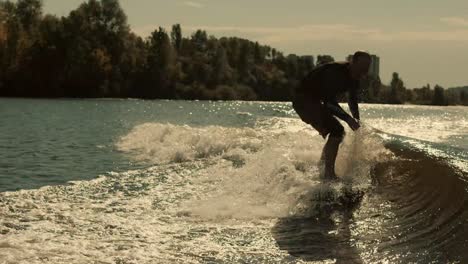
329 126 345 141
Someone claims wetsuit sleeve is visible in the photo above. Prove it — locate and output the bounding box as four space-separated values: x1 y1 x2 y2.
348 88 360 120
325 101 353 122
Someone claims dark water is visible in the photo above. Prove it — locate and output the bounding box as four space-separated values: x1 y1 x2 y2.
0 98 467 263
273 144 467 263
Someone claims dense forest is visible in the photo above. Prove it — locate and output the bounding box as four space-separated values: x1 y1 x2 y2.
1 0 467 105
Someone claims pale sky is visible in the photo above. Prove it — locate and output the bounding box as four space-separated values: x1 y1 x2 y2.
40 0 468 88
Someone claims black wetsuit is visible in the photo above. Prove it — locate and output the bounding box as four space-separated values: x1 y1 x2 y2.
292 62 360 138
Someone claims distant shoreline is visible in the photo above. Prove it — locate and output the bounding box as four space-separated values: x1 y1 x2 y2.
2 96 467 107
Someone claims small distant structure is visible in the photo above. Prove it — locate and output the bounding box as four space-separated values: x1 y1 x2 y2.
369 55 380 78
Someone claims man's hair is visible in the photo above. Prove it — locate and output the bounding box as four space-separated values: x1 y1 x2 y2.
352 51 371 62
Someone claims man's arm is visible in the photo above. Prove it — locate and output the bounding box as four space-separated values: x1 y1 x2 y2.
348 87 360 120
324 101 354 122
325 100 360 131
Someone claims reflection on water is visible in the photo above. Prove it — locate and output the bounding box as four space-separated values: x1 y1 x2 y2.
273 185 364 263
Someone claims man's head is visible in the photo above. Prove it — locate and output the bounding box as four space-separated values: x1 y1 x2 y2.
350 51 371 80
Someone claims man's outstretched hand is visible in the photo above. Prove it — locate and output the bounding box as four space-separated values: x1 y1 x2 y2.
347 117 360 131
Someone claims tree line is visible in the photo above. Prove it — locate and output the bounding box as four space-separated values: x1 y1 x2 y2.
360 73 468 106
0 0 467 105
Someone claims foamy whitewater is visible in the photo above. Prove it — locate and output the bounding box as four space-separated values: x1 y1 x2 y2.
0 99 467 263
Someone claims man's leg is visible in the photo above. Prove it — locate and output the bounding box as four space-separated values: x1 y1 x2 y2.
292 101 344 179
319 118 345 179
320 136 343 179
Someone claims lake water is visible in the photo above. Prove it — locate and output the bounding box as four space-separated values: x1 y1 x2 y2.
0 98 467 263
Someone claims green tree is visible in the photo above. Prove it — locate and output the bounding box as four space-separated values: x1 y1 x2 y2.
238 40 252 82
271 48 277 60
432 85 447 105
170 23 182 52
59 0 133 96
191 29 207 52
1 1 20 72
285 54 299 79
317 55 334 65
0 12 5 91
146 27 176 98
28 14 66 96
225 37 239 68
412 84 433 104
15 0 42 33
0 0 42 96
211 45 232 86
253 41 264 64
389 72 406 104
